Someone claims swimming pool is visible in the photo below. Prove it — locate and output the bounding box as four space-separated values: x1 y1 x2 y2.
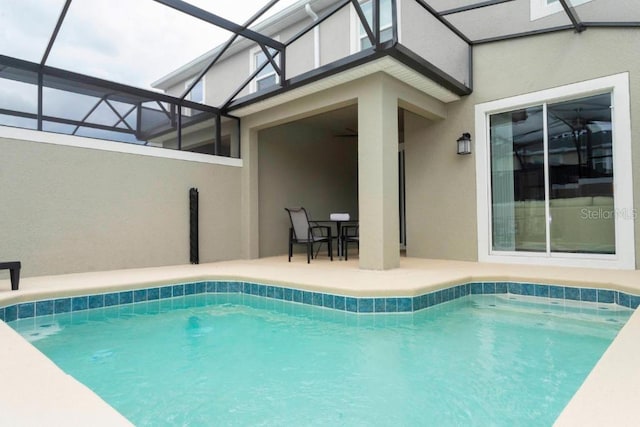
9 289 630 426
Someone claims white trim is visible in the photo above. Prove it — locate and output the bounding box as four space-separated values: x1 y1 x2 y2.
530 0 593 21
0 126 243 167
304 3 321 68
475 73 635 270
313 27 321 68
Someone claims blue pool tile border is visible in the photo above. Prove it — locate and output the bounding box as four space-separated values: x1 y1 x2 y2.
1 280 639 322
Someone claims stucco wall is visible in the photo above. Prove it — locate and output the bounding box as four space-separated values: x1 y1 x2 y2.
319 7 351 65
0 135 242 277
404 108 476 260
404 28 640 265
258 123 358 257
399 0 470 86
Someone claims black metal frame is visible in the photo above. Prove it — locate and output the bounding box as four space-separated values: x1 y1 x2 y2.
285 207 333 263
558 0 585 33
341 224 359 261
224 0 474 110
0 261 21 291
0 54 240 154
189 188 199 264
1 0 638 155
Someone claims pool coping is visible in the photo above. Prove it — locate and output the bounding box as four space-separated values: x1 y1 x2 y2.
2 257 640 426
1 279 638 322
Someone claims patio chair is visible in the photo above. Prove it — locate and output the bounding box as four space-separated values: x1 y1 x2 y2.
285 207 333 263
341 224 359 260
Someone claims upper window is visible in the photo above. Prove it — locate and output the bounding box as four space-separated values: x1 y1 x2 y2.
475 73 634 269
530 0 593 21
182 78 204 117
357 0 393 50
251 47 279 93
186 79 204 104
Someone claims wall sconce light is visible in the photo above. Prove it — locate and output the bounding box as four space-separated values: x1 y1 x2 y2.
457 132 472 155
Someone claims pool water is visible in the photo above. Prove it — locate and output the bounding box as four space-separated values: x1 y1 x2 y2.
10 293 631 426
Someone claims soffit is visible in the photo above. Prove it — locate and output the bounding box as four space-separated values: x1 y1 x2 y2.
230 56 460 117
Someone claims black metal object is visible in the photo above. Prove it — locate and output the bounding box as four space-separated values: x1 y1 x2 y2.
215 114 222 155
152 0 284 51
285 208 333 263
584 22 640 27
391 0 399 45
0 261 21 291
41 0 72 66
341 225 359 261
473 21 640 45
3 0 638 158
225 41 472 112
373 0 381 50
189 188 199 264
412 0 472 44
351 0 375 46
559 0 585 33
473 25 576 44
180 0 281 102
0 54 241 153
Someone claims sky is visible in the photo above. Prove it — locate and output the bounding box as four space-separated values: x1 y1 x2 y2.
0 0 300 90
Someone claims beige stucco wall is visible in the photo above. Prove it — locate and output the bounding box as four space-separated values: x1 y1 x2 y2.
404 28 640 266
0 136 242 277
319 7 351 65
404 107 476 260
286 30 316 79
204 48 253 108
258 123 358 257
399 0 470 86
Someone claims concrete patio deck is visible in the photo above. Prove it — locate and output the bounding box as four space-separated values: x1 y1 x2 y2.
1 256 639 426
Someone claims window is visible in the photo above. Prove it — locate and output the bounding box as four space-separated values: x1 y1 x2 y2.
251 47 279 93
187 79 204 104
475 73 634 269
530 0 593 21
357 0 393 50
182 79 204 117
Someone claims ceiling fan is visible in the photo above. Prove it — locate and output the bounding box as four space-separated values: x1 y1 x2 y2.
334 127 358 138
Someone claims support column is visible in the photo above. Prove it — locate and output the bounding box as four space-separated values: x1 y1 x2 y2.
240 124 260 259
357 74 400 270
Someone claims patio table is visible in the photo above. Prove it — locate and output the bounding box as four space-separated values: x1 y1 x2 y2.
315 216 358 259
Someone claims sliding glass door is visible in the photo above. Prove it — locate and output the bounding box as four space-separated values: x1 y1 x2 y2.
489 93 615 255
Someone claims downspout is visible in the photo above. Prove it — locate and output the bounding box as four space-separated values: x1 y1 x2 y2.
305 3 320 68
